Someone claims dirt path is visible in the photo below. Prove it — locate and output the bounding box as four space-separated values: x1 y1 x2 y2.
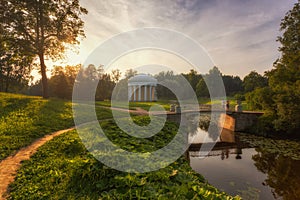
0 106 160 199
0 127 74 200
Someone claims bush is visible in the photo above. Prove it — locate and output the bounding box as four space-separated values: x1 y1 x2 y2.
248 113 277 136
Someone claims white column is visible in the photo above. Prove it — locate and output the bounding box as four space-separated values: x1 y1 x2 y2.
149 85 152 101
128 86 132 101
153 86 156 101
133 85 136 101
144 85 147 101
138 85 141 101
132 86 134 101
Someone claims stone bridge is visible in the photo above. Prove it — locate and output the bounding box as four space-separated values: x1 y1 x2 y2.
154 108 264 132
219 111 263 132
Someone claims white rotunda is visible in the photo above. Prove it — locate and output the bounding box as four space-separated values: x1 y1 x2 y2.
128 74 157 102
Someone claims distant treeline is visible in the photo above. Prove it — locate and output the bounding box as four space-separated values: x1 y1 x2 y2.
8 64 265 101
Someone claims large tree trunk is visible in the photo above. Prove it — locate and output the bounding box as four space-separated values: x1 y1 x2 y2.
39 53 49 98
4 68 11 92
0 67 3 92
5 79 9 92
37 0 48 99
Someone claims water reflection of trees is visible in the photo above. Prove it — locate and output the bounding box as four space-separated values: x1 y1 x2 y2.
198 113 221 141
252 150 300 199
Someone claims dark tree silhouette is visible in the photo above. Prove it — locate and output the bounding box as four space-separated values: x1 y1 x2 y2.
1 0 87 98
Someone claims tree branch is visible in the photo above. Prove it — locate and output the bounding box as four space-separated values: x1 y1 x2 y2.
44 33 58 40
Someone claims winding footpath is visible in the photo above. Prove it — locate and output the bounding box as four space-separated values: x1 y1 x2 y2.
0 104 232 199
0 107 149 200
0 128 74 200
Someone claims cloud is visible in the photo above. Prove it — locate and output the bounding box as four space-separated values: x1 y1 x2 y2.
70 0 297 78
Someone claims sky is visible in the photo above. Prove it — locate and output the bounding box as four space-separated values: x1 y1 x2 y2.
49 0 297 78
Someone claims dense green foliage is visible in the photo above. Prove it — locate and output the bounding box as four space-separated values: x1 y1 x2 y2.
245 87 274 111
183 69 202 93
268 0 300 133
245 1 300 135
242 71 268 93
0 27 34 93
30 64 117 100
94 117 180 156
155 68 243 99
196 67 243 97
222 75 243 96
8 126 240 199
155 71 178 99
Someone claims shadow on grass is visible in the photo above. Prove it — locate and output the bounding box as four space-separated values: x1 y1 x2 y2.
0 97 35 119
0 98 74 161
32 99 74 136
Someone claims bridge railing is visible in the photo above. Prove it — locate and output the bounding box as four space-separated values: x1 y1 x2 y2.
199 104 212 110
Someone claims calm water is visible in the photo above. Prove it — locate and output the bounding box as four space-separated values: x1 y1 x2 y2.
189 128 300 200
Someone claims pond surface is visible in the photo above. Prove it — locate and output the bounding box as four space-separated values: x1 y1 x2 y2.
189 128 300 200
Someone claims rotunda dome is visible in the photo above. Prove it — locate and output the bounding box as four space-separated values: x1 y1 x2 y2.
128 74 157 85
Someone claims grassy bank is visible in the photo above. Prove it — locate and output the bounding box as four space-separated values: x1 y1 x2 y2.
8 119 240 199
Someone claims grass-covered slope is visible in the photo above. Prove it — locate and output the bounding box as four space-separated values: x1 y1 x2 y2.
0 92 113 161
0 93 74 161
8 129 240 200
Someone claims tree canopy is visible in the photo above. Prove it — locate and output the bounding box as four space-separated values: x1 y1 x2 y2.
0 20 34 93
243 71 268 92
269 1 300 134
246 1 300 135
0 0 87 98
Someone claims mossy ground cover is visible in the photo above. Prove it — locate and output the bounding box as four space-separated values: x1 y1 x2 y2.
238 133 300 160
8 118 240 199
0 93 113 161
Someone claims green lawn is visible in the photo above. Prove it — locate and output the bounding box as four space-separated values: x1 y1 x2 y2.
96 100 171 111
97 97 251 112
0 93 114 161
198 97 250 111
8 118 240 200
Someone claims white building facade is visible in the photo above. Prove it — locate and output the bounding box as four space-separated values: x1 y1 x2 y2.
128 74 157 102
